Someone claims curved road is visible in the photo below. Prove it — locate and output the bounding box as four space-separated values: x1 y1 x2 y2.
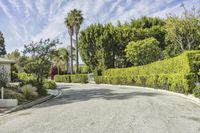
0 83 200 133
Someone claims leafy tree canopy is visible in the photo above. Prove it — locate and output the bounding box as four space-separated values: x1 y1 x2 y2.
0 31 6 56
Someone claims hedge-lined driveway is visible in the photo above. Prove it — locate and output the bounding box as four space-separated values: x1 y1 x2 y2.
0 83 200 133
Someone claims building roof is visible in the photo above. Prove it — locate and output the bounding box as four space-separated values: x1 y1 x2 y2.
0 58 15 64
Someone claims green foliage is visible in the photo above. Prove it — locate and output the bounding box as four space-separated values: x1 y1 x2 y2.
95 73 196 94
103 51 200 77
0 31 6 56
71 74 88 83
21 85 39 100
79 17 166 70
79 23 117 70
164 6 200 57
193 85 200 98
2 89 26 104
23 39 60 85
79 65 90 74
125 37 162 66
11 64 18 81
130 16 165 28
50 48 69 73
54 75 71 83
43 80 57 89
18 72 47 96
18 72 36 82
95 51 200 94
54 74 88 83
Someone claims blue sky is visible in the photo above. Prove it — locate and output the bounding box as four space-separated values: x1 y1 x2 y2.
0 0 199 53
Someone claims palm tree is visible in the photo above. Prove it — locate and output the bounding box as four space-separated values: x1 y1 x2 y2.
65 9 84 74
72 9 84 73
64 13 74 74
50 48 70 74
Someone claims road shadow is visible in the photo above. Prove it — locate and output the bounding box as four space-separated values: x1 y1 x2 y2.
35 88 163 108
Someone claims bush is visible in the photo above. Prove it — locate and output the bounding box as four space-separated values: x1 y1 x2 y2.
103 51 200 77
95 51 200 94
125 37 162 66
54 75 71 83
18 72 36 82
21 85 38 100
71 74 88 83
54 74 88 83
95 73 196 94
2 89 27 104
193 85 200 98
43 80 56 89
79 65 90 74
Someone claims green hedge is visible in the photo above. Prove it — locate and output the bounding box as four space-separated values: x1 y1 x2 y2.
193 85 200 98
71 74 88 83
79 65 90 74
95 73 196 94
102 51 200 77
95 51 200 94
54 74 88 83
54 75 71 83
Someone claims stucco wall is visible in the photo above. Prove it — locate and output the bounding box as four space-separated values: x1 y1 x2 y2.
0 63 11 82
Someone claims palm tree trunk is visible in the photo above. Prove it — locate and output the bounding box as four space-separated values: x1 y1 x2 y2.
75 33 79 73
70 35 73 74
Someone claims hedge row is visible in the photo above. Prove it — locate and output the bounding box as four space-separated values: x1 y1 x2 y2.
94 73 196 94
54 74 88 83
102 51 200 77
95 51 200 94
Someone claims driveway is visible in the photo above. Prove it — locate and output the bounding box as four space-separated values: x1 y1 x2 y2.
0 83 200 133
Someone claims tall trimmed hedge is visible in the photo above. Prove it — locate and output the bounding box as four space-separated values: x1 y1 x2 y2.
54 75 71 83
95 74 196 93
103 51 200 77
54 74 88 83
95 51 200 94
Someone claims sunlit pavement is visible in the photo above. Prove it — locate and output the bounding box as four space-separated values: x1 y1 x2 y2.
0 83 200 133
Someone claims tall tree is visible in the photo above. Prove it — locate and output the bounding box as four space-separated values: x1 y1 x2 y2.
165 5 200 57
0 31 6 56
23 39 59 88
66 9 84 73
64 12 74 74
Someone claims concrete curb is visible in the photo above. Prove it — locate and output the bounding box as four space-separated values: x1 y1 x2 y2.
0 89 62 116
97 83 200 106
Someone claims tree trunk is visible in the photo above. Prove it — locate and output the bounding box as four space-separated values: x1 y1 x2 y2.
70 35 73 74
75 33 79 73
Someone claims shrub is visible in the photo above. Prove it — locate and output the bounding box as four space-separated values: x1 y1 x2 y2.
79 65 90 74
3 89 27 104
193 85 200 98
103 51 200 77
125 37 162 66
71 74 88 83
54 74 88 83
54 75 71 83
43 80 56 89
95 51 200 94
21 85 38 100
95 73 196 94
18 72 36 81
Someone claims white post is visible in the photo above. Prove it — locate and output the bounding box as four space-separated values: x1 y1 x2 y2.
1 87 4 99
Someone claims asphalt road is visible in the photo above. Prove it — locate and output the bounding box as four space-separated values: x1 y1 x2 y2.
0 83 200 133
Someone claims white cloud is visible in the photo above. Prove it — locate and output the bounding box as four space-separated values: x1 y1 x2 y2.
0 0 199 53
